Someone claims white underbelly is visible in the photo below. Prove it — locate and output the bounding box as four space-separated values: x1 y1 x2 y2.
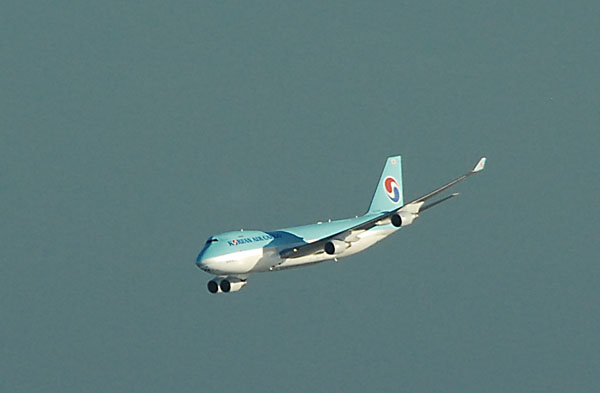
209 248 264 274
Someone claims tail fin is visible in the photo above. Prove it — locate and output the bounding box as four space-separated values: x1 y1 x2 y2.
368 155 404 213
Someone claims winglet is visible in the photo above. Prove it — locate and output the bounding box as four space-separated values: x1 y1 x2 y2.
472 157 486 173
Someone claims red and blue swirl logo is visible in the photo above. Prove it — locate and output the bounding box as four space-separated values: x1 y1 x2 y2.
384 176 401 203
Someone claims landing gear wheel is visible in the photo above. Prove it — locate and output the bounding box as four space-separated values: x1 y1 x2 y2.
207 280 219 293
220 279 231 293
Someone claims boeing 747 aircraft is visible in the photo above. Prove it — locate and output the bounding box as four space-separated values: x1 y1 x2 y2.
196 156 486 293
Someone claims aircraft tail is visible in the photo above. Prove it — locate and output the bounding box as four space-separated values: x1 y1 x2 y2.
367 155 404 213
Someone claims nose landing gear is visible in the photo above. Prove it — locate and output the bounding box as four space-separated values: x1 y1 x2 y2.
207 277 247 294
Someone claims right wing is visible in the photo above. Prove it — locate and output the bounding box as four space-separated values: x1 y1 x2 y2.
279 157 486 259
404 157 486 209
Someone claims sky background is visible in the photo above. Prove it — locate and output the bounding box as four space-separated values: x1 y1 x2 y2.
2 1 599 392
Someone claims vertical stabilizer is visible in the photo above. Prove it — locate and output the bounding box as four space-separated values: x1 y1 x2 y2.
367 156 404 213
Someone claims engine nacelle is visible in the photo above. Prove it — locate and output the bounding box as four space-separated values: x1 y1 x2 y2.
390 212 418 227
207 277 247 294
324 239 351 255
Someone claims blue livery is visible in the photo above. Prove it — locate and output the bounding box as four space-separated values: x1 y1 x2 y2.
196 156 486 293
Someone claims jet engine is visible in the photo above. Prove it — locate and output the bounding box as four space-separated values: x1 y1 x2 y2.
390 211 418 227
324 239 351 255
207 277 247 294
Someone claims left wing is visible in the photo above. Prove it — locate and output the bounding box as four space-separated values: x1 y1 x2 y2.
279 157 486 259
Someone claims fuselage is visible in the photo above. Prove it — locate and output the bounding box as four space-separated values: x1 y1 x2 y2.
196 215 398 276
195 155 485 294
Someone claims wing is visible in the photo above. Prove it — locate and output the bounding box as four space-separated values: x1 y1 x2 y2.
279 157 486 259
405 157 486 207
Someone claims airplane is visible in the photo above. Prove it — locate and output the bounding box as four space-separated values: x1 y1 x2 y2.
196 155 486 293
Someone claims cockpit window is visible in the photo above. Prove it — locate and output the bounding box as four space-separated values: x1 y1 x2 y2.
205 238 219 245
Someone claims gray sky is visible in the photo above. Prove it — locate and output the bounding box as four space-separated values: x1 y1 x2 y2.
2 1 599 392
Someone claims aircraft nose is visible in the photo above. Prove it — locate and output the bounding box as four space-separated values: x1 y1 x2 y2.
196 261 209 272
196 250 214 273
196 251 206 267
